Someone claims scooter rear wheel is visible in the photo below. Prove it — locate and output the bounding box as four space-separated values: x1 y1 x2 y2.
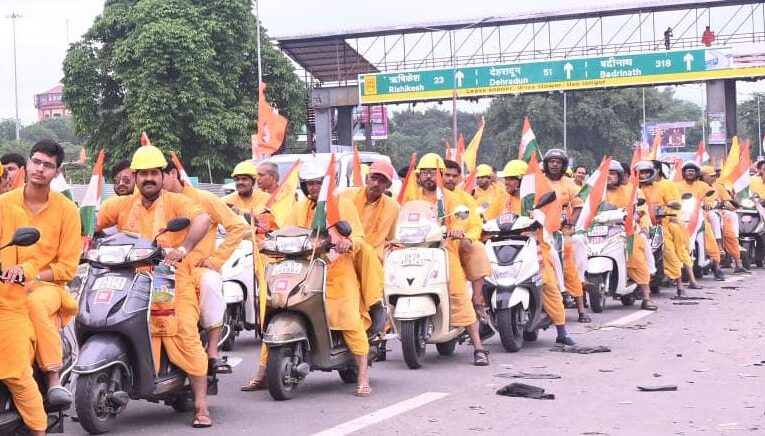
400 320 427 369
435 339 457 356
75 370 118 435
266 347 298 401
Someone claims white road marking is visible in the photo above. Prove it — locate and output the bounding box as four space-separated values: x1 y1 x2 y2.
599 310 656 331
312 392 449 436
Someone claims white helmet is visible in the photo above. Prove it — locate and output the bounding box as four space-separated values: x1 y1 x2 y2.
298 157 327 181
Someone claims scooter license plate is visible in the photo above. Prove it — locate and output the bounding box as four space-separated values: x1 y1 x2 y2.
402 251 429 266
93 275 127 291
588 225 609 237
272 261 302 275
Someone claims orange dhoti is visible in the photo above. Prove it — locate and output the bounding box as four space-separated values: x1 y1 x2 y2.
722 212 741 260
352 240 385 329
703 218 721 264
1 284 46 432
540 240 565 326
446 241 477 327
563 240 583 297
26 282 78 372
627 233 650 285
326 256 369 356
459 240 491 281
661 224 682 280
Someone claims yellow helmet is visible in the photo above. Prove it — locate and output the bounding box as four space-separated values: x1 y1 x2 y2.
502 160 528 179
231 160 258 178
130 145 167 171
476 164 493 178
566 168 574 177
416 153 445 172
701 165 716 177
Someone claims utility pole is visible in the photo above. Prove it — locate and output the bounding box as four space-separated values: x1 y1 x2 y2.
563 91 567 152
757 94 762 159
253 0 263 160
7 12 22 142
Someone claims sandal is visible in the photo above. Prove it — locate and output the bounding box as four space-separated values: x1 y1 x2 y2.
473 349 490 366
192 409 212 428
641 300 658 311
354 384 373 397
208 357 232 375
240 377 266 391
577 313 592 323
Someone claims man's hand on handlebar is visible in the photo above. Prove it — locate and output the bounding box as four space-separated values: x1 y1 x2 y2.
447 229 465 239
334 237 353 253
1 265 25 284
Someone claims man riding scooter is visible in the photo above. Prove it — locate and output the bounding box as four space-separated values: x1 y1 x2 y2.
96 145 214 428
604 160 657 311
485 159 576 345
675 161 725 281
700 166 750 273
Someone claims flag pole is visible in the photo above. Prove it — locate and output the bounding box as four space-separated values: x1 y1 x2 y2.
254 0 263 161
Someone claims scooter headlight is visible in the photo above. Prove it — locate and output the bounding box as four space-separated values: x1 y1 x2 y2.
397 226 430 244
492 262 521 287
740 198 756 209
128 248 156 262
92 245 133 265
274 235 312 254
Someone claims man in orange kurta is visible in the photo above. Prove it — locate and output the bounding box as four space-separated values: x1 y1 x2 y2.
222 161 271 215
163 158 246 373
97 145 214 427
700 166 749 273
0 140 80 408
0 198 47 434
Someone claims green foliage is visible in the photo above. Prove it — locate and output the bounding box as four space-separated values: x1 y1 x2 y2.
62 0 306 181
737 93 764 158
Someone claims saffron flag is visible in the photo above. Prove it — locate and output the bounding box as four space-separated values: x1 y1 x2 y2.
352 144 363 187
455 134 466 170
730 140 751 200
141 131 152 147
267 160 300 227
9 167 25 189
624 171 640 255
311 153 340 231
463 116 485 172
575 156 612 233
397 152 419 205
518 116 542 163
254 82 288 157
694 141 709 166
648 128 662 160
80 149 105 251
445 141 453 161
719 136 741 186
170 151 192 184
78 146 87 164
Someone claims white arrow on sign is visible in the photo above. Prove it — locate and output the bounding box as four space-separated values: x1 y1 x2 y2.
683 53 694 71
454 70 465 87
563 63 573 80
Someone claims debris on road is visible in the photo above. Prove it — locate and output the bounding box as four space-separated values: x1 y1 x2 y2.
551 345 611 354
637 385 678 392
494 372 562 380
496 383 555 400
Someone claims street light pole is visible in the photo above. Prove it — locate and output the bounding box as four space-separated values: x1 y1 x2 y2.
7 12 22 142
758 95 762 159
253 0 263 160
451 30 458 148
563 91 567 153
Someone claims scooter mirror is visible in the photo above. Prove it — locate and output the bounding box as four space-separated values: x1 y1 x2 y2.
334 220 353 238
454 205 470 220
637 198 646 207
8 227 40 248
166 218 191 233
681 193 693 200
602 203 618 211
668 202 682 210
535 191 557 209
705 190 716 197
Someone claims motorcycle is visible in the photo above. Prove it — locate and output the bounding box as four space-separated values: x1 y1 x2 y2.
219 237 257 351
736 195 765 269
481 192 556 352
383 201 471 369
584 205 639 312
0 227 71 434
259 221 368 401
73 218 218 434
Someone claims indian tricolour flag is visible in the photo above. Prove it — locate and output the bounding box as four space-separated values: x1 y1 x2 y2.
80 149 105 250
520 153 561 235
311 153 340 232
685 197 705 241
435 167 447 222
624 171 640 255
730 140 751 200
574 156 611 234
518 116 542 163
51 173 74 201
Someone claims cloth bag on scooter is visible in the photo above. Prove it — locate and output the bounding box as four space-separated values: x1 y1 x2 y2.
149 265 178 337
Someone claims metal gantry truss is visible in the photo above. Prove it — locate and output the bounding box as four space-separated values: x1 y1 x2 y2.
276 0 765 89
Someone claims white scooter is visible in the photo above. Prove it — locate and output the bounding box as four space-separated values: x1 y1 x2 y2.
680 192 713 278
384 200 470 369
482 192 556 352
736 195 765 269
584 205 639 312
220 238 258 351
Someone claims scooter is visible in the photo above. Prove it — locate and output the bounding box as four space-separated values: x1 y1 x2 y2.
680 192 713 278
219 237 257 351
384 201 471 369
481 192 556 352
584 205 639 312
0 228 71 434
736 195 765 269
259 221 366 401
73 218 218 434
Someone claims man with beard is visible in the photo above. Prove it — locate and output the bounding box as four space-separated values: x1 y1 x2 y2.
97 145 214 428
112 160 135 196
162 157 246 374
0 140 80 407
256 161 296 228
472 164 503 210
223 160 270 215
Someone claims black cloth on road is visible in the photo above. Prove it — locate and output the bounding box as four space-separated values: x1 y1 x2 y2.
496 382 555 400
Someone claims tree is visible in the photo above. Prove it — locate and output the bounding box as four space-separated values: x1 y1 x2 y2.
737 93 765 159
62 0 305 180
0 119 15 141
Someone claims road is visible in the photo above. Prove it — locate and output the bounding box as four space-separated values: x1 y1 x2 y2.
62 272 765 435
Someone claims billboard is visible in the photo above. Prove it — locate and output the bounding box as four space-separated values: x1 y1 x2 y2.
641 121 696 149
354 105 388 141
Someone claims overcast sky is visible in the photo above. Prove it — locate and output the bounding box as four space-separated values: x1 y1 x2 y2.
1 0 761 125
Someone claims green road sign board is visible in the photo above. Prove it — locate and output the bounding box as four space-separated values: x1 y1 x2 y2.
359 47 765 104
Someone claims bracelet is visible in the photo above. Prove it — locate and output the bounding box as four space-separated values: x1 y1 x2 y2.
177 246 188 255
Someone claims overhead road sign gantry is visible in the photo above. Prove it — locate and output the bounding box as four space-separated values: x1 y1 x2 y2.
359 47 765 104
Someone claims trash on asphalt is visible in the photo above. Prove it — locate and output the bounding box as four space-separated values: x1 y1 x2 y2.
550 345 611 354
496 382 555 400
637 385 678 392
494 372 562 380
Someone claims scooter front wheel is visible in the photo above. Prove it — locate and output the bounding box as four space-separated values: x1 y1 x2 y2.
497 307 524 352
587 273 608 313
400 319 427 369
266 346 298 401
75 370 118 435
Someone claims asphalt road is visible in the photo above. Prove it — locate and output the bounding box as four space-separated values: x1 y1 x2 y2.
62 271 765 436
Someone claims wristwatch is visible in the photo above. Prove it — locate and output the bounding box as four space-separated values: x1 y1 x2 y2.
177 246 188 255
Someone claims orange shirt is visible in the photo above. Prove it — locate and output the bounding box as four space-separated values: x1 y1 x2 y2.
340 187 399 260
1 187 80 284
222 190 271 214
546 176 583 219
473 182 504 209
